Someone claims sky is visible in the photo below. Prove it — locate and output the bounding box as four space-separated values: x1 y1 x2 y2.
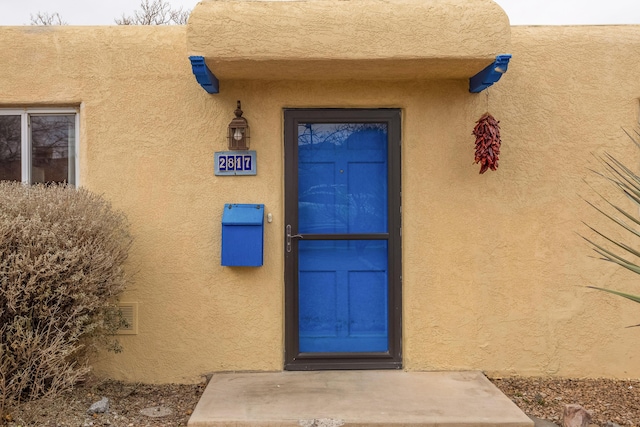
0 0 640 26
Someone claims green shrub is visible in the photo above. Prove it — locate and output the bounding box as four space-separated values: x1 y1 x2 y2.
0 182 132 414
584 129 640 324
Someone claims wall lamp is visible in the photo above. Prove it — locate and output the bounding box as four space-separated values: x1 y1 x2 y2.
228 100 250 150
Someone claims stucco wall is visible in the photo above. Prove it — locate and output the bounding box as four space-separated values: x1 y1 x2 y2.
404 26 640 378
186 0 511 80
1 23 640 383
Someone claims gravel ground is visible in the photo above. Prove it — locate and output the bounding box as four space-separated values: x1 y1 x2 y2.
1 375 639 426
490 377 640 426
2 377 206 427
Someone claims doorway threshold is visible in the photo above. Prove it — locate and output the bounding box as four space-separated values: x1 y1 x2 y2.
187 370 533 426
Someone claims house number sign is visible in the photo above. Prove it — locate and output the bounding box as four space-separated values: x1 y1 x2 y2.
214 151 257 176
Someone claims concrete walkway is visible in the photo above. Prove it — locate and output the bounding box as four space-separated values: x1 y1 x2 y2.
187 370 534 426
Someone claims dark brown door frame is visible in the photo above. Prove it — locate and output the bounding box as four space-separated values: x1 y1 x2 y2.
284 108 402 370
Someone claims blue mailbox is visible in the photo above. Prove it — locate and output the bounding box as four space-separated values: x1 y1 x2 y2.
221 204 264 267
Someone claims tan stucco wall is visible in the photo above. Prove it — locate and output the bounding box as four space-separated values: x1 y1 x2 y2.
405 25 640 378
186 0 511 80
1 22 640 383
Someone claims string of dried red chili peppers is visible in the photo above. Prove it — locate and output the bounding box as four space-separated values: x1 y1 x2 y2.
472 113 501 174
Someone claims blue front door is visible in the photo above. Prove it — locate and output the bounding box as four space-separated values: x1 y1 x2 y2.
284 109 402 370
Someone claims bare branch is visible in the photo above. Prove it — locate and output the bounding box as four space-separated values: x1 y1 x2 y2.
169 8 190 25
115 0 190 25
30 12 67 26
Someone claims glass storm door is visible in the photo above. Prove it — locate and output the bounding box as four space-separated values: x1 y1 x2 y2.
284 109 402 370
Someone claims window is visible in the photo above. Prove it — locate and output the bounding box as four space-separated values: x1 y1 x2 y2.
0 108 79 185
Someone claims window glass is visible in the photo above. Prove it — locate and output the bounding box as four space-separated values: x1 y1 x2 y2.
0 115 21 181
30 115 76 185
0 110 77 186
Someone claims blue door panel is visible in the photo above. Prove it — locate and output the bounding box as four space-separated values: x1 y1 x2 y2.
298 241 389 353
298 162 338 234
348 271 388 334
298 124 388 235
299 271 337 335
297 122 389 354
347 162 387 233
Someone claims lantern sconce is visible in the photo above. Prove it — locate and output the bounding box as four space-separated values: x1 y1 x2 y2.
228 100 250 150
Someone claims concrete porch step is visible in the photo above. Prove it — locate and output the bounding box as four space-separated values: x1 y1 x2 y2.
187 370 533 427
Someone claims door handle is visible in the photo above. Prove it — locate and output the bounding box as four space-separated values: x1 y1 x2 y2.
286 224 303 253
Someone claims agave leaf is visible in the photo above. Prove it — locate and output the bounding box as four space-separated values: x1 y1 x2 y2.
583 201 640 239
604 162 640 199
603 153 640 180
605 154 640 187
593 152 640 202
598 162 640 203
610 172 640 201
621 188 640 208
593 249 640 275
623 128 640 150
585 129 640 323
584 237 640 275
596 193 640 228
586 166 639 201
587 286 640 304
582 224 640 259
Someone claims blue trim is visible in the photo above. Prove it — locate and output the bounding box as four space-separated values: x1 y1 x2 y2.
469 54 512 93
189 55 219 94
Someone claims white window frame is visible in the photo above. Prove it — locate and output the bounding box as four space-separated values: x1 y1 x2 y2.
0 107 80 186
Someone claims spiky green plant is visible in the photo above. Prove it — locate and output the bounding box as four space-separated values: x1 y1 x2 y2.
583 129 640 324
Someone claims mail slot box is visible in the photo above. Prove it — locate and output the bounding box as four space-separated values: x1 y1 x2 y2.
221 204 264 267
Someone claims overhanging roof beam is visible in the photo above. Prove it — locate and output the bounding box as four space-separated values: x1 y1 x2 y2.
469 54 512 93
189 55 219 94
